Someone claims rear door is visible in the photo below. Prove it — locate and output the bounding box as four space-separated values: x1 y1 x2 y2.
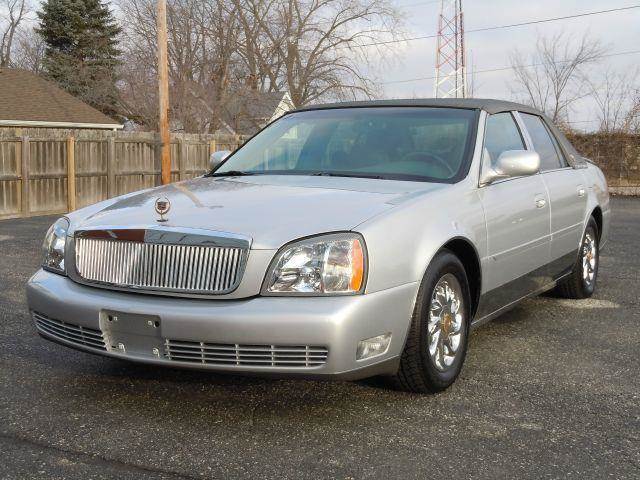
517 112 587 278
476 112 551 317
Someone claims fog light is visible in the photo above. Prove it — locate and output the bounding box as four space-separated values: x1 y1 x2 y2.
356 333 392 360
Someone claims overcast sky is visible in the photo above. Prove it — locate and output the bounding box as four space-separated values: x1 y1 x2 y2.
9 0 637 130
373 0 640 130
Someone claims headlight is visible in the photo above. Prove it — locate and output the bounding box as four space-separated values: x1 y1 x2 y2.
263 233 366 295
42 217 69 274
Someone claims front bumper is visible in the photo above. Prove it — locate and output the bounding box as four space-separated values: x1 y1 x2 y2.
26 270 418 380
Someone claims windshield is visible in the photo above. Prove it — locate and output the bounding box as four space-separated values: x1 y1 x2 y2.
212 107 478 182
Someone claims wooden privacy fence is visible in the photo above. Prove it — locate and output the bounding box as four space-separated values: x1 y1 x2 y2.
2 129 639 220
0 129 245 220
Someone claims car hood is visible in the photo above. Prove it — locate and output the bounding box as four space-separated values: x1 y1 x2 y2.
72 175 445 249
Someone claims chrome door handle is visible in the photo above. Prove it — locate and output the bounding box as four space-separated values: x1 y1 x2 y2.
535 198 547 208
578 187 586 197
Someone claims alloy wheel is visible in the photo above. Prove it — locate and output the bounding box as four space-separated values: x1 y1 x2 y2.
582 232 597 286
428 273 464 371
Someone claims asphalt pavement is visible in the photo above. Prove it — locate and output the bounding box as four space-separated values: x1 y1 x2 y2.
0 198 638 479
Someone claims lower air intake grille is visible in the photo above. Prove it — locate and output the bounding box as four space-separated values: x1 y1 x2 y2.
165 340 328 367
33 312 106 350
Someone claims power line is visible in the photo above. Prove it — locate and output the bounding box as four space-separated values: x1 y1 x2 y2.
566 120 600 124
396 0 441 8
356 4 640 48
383 49 640 84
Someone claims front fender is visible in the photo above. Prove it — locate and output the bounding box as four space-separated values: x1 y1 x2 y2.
355 180 486 295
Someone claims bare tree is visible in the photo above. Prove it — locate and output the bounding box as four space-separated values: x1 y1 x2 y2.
624 89 640 133
509 33 606 124
117 0 403 131
10 26 44 72
588 68 639 133
235 0 402 106
117 0 244 130
0 0 30 67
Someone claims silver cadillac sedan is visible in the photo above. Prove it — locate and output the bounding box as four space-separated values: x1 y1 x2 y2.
27 99 610 393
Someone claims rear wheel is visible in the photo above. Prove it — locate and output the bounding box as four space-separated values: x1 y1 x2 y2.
555 217 599 299
391 250 470 393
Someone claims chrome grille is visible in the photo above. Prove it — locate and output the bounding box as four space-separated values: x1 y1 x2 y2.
165 340 329 367
75 238 246 294
33 312 106 350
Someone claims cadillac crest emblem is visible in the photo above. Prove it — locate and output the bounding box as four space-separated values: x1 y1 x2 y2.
155 197 171 222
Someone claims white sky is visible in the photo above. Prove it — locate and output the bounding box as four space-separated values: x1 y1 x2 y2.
373 0 640 130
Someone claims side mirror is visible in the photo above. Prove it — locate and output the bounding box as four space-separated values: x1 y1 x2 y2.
210 150 231 170
480 150 540 185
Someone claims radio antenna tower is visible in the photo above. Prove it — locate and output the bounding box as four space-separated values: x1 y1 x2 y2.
434 0 467 98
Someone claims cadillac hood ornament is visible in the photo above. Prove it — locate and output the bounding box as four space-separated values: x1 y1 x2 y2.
154 196 171 222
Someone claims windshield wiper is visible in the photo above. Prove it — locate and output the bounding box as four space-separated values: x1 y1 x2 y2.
311 171 385 180
208 170 256 177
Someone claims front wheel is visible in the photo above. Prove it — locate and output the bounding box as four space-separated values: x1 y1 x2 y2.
391 250 470 393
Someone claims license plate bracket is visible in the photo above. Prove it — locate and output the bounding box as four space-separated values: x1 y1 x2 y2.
100 311 164 358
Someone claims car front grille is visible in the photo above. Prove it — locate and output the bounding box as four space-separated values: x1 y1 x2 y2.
164 340 329 367
75 237 247 294
33 312 107 350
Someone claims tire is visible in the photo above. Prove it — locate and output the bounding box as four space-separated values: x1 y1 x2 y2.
391 250 471 393
555 217 599 299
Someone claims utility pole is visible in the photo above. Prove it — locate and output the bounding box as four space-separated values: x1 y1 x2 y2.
157 0 171 185
434 0 466 98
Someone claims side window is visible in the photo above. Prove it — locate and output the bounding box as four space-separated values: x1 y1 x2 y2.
483 112 525 167
546 124 569 167
519 113 563 171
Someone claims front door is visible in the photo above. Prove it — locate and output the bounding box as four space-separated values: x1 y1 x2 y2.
475 112 551 318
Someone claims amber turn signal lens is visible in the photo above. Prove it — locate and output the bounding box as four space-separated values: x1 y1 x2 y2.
350 239 364 291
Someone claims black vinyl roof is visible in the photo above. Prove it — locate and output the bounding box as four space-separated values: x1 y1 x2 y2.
293 98 543 116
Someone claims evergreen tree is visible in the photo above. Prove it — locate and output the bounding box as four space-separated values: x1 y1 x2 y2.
36 0 121 117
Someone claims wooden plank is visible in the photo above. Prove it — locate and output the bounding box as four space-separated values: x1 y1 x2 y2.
179 137 187 181
67 136 76 212
107 136 116 197
21 136 29 217
0 139 20 216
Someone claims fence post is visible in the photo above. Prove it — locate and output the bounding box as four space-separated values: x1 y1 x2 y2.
107 135 116 198
209 139 216 154
20 136 30 217
67 136 76 212
179 136 187 181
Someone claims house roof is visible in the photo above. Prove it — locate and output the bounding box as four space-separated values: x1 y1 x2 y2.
294 98 544 116
0 68 122 129
221 90 289 135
